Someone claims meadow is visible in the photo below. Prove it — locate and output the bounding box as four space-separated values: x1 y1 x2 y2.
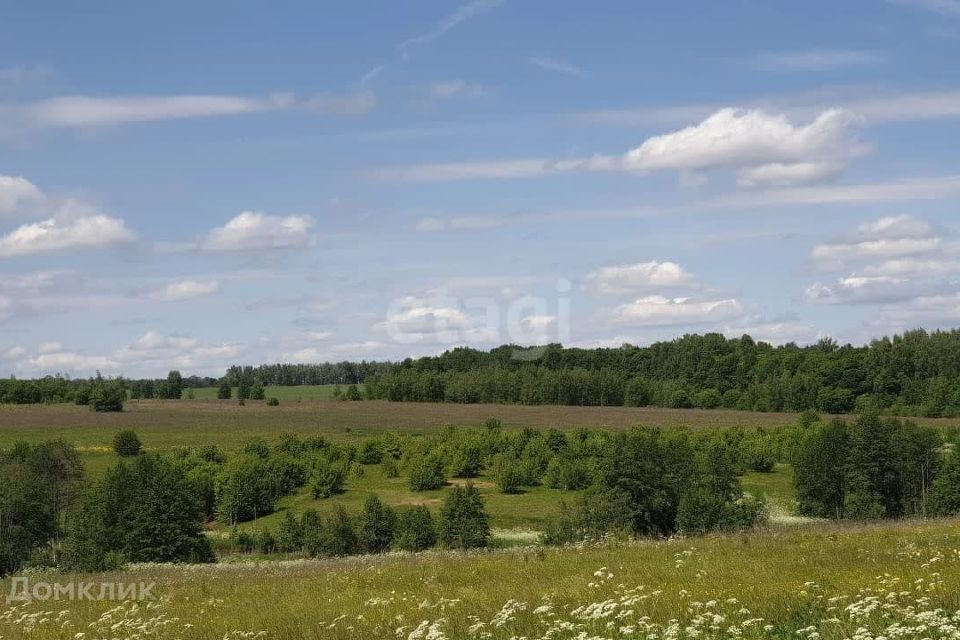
4 517 960 639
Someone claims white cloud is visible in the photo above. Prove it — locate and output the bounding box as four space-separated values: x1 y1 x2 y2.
753 49 885 71
27 351 119 371
37 341 62 354
26 93 294 128
151 279 220 301
116 330 242 373
527 56 587 78
0 215 135 257
736 161 840 188
810 215 945 270
723 320 820 345
611 295 743 327
200 212 314 253
380 108 863 187
812 236 942 267
7 91 374 132
858 214 933 238
805 214 960 307
805 275 934 305
0 176 45 219
584 261 694 295
624 108 862 187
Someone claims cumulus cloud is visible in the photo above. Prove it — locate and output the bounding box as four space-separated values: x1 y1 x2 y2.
810 215 945 270
379 108 864 188
584 261 694 295
150 279 220 301
611 295 743 327
115 331 242 373
376 300 474 344
0 215 135 257
624 108 863 187
805 275 935 305
0 175 45 219
199 212 314 253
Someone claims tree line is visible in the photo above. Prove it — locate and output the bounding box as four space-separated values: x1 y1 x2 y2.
366 329 960 417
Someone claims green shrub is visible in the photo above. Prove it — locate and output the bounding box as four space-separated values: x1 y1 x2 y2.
357 495 396 553
694 389 723 410
408 455 446 492
267 397 280 406
311 460 347 499
90 381 125 412
438 483 490 550
394 506 437 552
112 430 141 457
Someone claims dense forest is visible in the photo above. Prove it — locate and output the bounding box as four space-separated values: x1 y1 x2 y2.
5 329 960 418
366 330 960 417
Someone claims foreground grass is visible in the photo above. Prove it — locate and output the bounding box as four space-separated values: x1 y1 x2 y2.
4 518 960 639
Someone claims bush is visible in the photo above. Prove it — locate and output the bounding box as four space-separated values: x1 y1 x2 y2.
694 389 723 410
323 505 357 556
492 454 524 494
250 381 266 401
267 397 280 406
668 389 693 409
311 460 347 499
358 440 384 465
381 457 400 478
345 384 362 401
408 455 446 491
438 483 490 550
394 506 437 552
275 511 304 552
112 430 142 457
216 379 232 400
357 495 396 553
90 381 125 412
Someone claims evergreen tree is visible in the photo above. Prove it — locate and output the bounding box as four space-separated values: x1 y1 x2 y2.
217 378 232 400
438 484 490 550
357 495 396 553
394 506 437 552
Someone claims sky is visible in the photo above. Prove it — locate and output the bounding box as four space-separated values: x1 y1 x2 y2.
2 0 960 378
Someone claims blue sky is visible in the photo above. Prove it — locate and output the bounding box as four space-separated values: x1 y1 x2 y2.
2 0 960 377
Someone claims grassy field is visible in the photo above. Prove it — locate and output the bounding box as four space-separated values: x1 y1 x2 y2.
4 517 960 639
5 399 957 452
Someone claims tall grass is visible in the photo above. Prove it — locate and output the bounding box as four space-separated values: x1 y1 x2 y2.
4 518 960 639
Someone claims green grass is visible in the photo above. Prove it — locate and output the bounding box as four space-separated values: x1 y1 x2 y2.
189 384 362 401
4 517 960 639
224 464 584 535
